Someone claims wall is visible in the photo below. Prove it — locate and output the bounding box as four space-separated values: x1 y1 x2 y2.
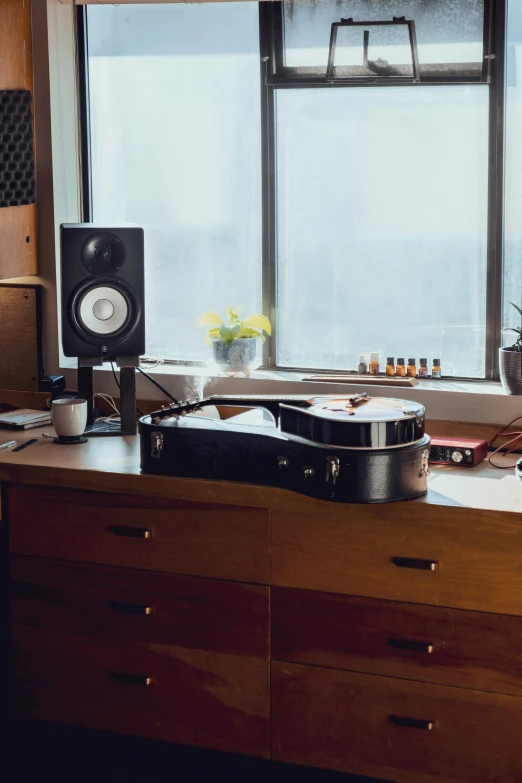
0 0 37 279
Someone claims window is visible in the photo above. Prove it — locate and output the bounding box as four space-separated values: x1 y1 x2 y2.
82 3 262 362
80 0 508 379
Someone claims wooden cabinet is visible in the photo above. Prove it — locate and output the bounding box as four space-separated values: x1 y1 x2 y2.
13 624 269 757
8 485 269 584
8 484 271 758
272 662 522 783
11 556 269 658
8 480 522 783
271 506 522 615
272 586 522 696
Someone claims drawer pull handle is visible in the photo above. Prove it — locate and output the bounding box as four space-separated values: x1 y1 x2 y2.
109 601 154 616
392 557 439 571
110 672 153 686
389 715 436 731
109 526 152 539
389 638 435 654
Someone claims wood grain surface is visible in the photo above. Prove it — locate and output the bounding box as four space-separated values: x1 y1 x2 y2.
0 287 41 390
271 505 522 615
8 485 269 584
271 662 522 783
11 556 269 657
0 0 37 279
13 624 269 757
272 587 522 696
1 426 522 516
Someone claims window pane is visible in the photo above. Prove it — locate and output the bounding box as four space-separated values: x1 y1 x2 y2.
275 86 489 377
87 2 262 361
504 1 522 343
283 0 485 78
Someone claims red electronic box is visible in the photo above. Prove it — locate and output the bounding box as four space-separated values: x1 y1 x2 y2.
429 436 488 466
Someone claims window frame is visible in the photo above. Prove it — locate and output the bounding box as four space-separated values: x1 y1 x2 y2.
77 0 507 381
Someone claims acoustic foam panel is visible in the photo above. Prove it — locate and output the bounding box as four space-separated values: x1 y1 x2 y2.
0 90 36 208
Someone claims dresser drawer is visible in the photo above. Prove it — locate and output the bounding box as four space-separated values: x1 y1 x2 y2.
271 506 522 614
13 624 269 757
272 587 522 696
11 556 268 658
8 485 269 583
272 662 522 783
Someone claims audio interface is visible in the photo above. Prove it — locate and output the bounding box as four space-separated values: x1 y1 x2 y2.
429 436 488 467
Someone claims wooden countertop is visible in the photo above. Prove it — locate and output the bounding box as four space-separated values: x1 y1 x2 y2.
0 426 520 517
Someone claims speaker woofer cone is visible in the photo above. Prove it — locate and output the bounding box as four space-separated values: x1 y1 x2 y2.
68 278 141 346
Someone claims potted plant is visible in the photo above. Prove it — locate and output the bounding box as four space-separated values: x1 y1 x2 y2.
197 306 272 376
500 302 522 394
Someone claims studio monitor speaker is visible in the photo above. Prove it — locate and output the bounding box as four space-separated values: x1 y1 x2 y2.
61 224 145 360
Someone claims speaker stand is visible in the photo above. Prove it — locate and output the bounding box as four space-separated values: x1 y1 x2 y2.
78 357 139 437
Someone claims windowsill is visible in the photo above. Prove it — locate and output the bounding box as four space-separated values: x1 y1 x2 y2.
68 362 520 426
139 363 506 395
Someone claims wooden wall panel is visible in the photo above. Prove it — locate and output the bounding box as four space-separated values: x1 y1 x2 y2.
0 285 42 390
0 0 37 279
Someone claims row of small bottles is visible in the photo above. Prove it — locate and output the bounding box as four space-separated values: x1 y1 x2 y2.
359 354 442 379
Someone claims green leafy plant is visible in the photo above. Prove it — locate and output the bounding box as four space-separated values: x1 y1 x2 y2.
197 306 272 347
503 302 522 352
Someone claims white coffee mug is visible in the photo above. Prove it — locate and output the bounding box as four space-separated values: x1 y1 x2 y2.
51 398 88 439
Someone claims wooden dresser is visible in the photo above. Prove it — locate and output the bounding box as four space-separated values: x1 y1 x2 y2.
2 433 522 783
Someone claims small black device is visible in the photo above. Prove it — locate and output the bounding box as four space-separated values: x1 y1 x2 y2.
39 375 66 397
140 395 430 504
12 438 38 452
60 223 145 360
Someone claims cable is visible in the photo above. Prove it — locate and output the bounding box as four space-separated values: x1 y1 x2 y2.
111 362 120 390
137 366 179 405
94 392 120 416
488 415 522 469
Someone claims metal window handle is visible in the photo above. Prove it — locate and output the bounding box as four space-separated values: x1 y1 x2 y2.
389 638 435 654
392 556 439 571
389 715 436 731
109 526 152 539
109 601 153 616
109 672 153 686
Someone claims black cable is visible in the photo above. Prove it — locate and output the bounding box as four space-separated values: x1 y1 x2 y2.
136 366 179 405
110 361 144 417
110 362 120 390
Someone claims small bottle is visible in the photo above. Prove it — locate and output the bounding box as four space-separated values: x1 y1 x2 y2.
358 354 367 374
418 358 428 378
395 358 406 377
369 352 380 375
386 357 395 376
407 358 417 378
432 358 442 378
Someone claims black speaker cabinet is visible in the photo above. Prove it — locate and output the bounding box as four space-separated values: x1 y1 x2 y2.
61 224 145 360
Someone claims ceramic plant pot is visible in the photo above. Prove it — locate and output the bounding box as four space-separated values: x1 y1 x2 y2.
211 337 259 376
499 347 522 395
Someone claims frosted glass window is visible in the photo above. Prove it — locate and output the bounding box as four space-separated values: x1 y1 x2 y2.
504 1 522 341
275 87 489 377
86 3 262 361
283 0 485 78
